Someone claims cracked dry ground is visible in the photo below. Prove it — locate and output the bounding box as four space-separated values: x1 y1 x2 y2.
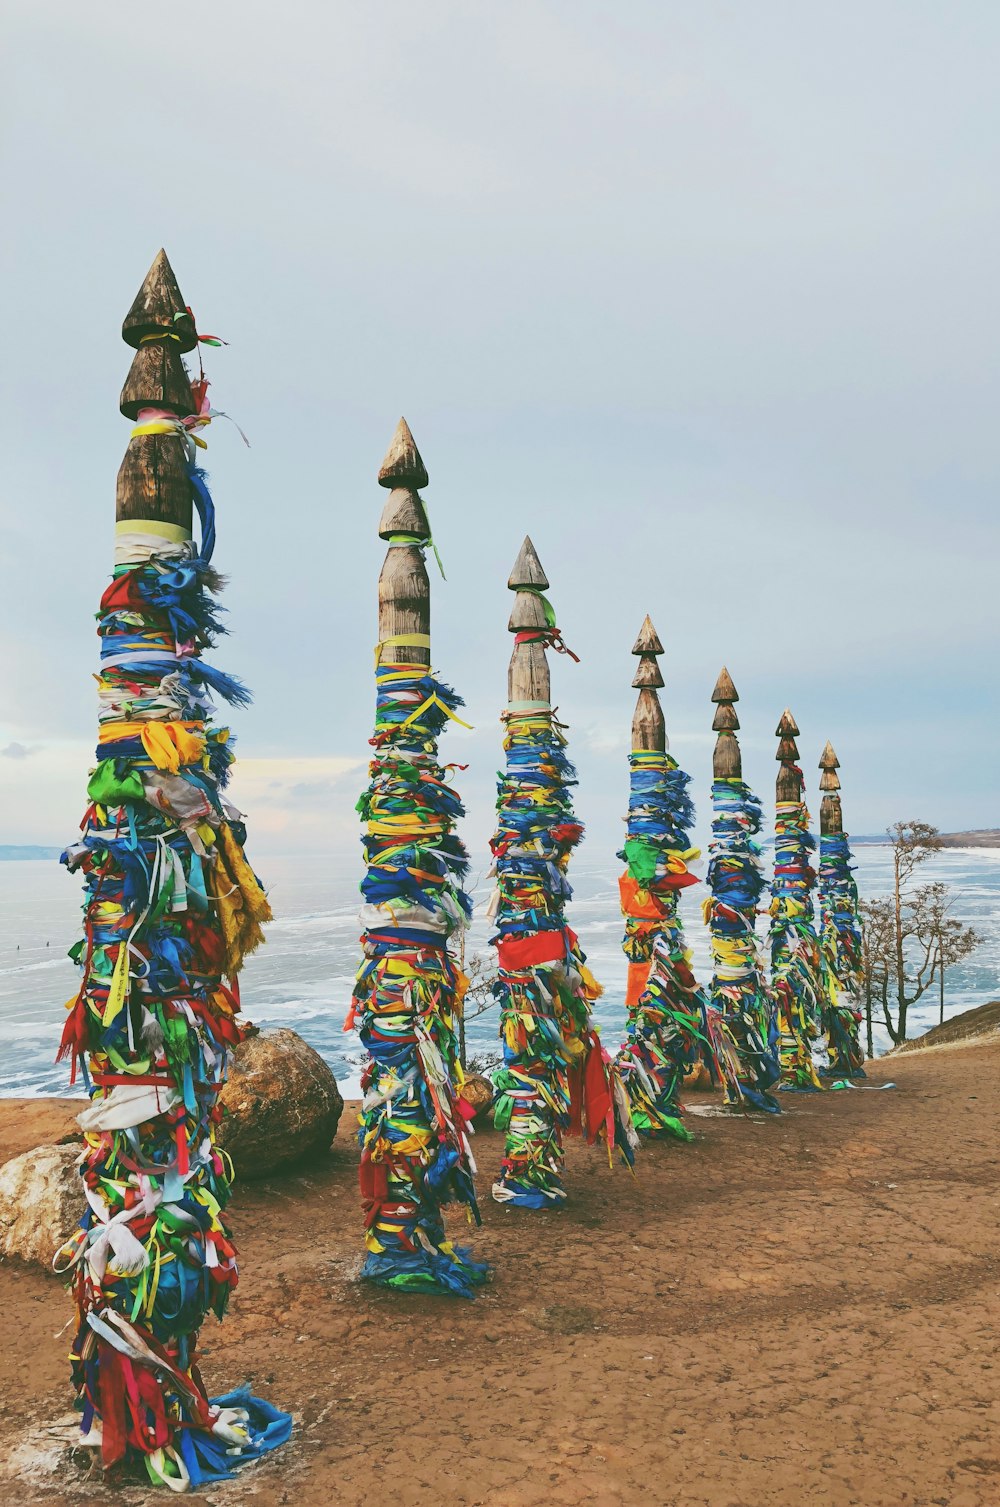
1 1039 998 1507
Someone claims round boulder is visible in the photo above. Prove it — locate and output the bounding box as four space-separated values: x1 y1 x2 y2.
217 1028 344 1179
459 1072 495 1122
0 1143 81 1269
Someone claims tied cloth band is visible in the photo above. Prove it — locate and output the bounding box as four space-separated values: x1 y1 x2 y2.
374 634 431 669
386 526 446 580
514 628 580 662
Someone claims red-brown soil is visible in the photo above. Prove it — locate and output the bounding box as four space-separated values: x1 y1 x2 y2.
1 1040 998 1507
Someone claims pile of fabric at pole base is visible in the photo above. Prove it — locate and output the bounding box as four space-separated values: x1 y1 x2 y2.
616 750 742 1138
819 831 866 1078
705 778 782 1113
770 798 825 1090
348 658 488 1297
488 707 638 1208
57 467 291 1487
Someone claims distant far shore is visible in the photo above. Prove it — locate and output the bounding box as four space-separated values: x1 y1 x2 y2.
851 829 1000 849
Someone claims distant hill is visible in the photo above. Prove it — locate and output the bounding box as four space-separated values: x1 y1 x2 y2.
0 845 61 861
852 830 1000 848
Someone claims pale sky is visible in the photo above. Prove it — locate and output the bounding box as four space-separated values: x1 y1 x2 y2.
1 1 997 864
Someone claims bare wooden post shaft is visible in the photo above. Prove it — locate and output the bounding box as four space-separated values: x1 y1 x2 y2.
116 249 195 533
711 667 741 778
631 615 665 752
818 740 843 835
376 418 431 667
508 536 550 705
775 708 803 803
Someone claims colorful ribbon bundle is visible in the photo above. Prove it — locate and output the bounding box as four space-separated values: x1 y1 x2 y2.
706 778 781 1113
349 659 487 1297
58 366 290 1482
819 830 866 1078
770 794 824 1091
489 704 638 1207
616 750 731 1137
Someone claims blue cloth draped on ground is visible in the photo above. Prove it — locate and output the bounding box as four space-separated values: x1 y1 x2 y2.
58 453 289 1488
770 795 824 1090
616 751 742 1137
489 708 638 1207
349 657 488 1297
705 777 781 1113
819 831 867 1078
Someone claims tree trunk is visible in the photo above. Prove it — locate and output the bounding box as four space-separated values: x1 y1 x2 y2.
893 849 906 1040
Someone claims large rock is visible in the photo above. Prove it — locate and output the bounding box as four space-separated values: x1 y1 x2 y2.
0 1143 81 1268
217 1027 344 1178
460 1073 494 1121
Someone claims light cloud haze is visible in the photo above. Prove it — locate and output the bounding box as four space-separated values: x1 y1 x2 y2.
1 1 997 861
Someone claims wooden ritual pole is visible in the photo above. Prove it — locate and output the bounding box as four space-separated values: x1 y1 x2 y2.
489 539 637 1207
769 710 824 1090
616 618 737 1137
817 742 867 1078
58 251 288 1488
705 669 781 1112
349 419 487 1296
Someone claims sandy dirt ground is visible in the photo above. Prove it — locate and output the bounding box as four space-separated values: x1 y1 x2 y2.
1 1039 998 1507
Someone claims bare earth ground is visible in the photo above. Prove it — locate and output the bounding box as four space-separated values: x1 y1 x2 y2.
1 1040 998 1507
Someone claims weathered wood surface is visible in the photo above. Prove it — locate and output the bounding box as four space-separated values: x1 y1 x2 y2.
378 544 430 666
632 687 665 751
508 536 549 591
120 340 195 420
122 249 196 352
116 434 192 530
820 794 844 835
378 417 429 491
508 536 551 705
712 666 742 778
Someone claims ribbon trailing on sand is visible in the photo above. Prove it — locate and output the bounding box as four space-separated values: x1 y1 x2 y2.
349 653 487 1297
489 711 638 1207
616 751 743 1138
819 831 867 1079
705 779 781 1112
59 429 289 1486
770 792 825 1090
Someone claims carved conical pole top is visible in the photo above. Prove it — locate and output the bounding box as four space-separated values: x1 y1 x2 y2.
819 740 844 833
776 706 803 802
117 250 195 530
712 666 739 704
378 417 429 490
507 537 551 705
377 417 430 541
122 249 197 352
508 536 549 591
712 666 741 778
377 420 430 665
630 615 665 750
632 615 663 657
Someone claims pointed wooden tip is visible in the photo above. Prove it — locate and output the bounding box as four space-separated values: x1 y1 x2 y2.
631 656 664 689
775 708 800 738
378 418 429 490
120 341 195 420
631 615 663 656
378 488 430 541
819 740 840 770
711 666 738 704
508 535 549 591
776 737 800 763
122 249 197 352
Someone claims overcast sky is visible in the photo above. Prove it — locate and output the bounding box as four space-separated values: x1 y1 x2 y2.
1 1 997 866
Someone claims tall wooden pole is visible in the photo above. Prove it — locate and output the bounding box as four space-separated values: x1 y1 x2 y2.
490 539 637 1207
616 618 738 1136
60 251 289 1486
350 419 487 1297
769 710 824 1090
817 742 867 1077
706 669 781 1112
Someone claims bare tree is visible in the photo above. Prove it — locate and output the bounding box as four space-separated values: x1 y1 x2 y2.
862 823 983 1044
457 950 500 1071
